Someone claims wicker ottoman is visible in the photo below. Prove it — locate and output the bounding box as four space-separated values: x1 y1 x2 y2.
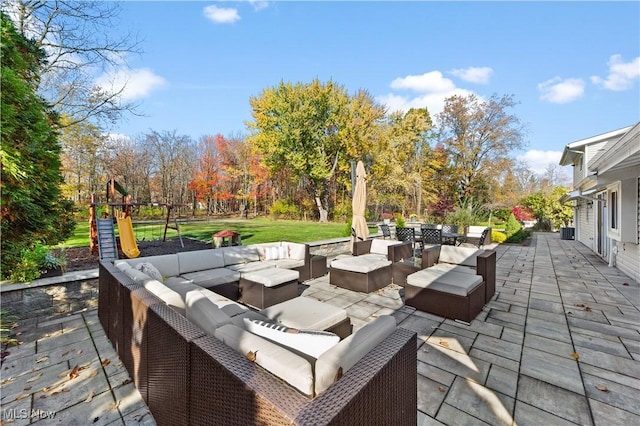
260 296 352 339
239 268 299 309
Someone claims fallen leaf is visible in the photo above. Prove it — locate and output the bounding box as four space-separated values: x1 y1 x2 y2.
39 395 47 399
69 365 79 379
595 384 610 392
122 378 133 386
570 352 580 360
101 359 111 367
246 351 257 362
27 373 42 383
61 350 71 357
585 307 592 312
575 303 586 308
438 386 446 393
89 370 99 378
51 388 70 396
77 349 83 355
85 391 95 402
439 340 449 348
623 283 629 286
35 356 49 363
109 401 120 410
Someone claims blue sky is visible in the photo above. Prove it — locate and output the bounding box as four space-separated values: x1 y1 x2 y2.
101 1 640 176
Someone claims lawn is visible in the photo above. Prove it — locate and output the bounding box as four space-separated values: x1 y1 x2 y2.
60 217 375 248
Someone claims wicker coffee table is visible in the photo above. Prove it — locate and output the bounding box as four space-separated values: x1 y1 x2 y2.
239 268 299 309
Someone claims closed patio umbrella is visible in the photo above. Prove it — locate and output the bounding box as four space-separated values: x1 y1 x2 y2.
351 160 369 253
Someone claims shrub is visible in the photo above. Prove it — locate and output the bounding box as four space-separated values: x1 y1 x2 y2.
504 213 522 238
445 207 479 230
269 199 300 220
506 229 531 243
491 230 507 243
395 214 406 227
9 242 65 282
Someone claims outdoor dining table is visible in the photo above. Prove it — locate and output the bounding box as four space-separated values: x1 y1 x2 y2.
441 232 463 245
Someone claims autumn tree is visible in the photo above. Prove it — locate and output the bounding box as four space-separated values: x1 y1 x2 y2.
436 94 526 208
3 0 141 127
1 13 74 277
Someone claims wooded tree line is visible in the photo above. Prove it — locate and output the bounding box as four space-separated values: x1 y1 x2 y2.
59 82 567 223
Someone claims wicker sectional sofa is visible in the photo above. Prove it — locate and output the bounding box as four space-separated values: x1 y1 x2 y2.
99 255 417 425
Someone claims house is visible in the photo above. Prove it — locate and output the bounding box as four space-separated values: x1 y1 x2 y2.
559 122 640 284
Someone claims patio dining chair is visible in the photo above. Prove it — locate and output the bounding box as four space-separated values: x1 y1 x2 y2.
441 224 459 245
379 223 392 239
395 226 419 256
421 228 442 246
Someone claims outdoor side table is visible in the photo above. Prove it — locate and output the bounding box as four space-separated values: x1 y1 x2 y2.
392 258 421 287
310 255 328 279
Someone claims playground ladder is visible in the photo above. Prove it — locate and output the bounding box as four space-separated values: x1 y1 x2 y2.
163 204 184 248
97 218 119 261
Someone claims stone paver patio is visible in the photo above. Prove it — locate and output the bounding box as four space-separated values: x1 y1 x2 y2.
1 233 638 425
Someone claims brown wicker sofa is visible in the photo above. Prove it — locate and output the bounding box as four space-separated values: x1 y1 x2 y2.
99 261 417 425
405 245 496 323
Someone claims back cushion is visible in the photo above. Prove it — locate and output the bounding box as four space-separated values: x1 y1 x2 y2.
369 239 401 255
315 315 396 395
286 243 307 261
439 245 483 267
185 291 232 336
222 246 260 266
253 243 281 261
178 250 224 274
120 255 179 278
142 279 186 316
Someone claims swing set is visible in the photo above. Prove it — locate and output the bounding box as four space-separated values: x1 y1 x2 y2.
89 179 184 259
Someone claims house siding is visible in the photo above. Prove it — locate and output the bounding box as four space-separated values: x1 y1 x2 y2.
614 177 640 283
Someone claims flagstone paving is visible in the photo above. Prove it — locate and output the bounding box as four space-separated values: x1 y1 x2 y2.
1 233 638 425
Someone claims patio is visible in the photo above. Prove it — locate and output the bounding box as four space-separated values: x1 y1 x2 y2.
1 233 638 425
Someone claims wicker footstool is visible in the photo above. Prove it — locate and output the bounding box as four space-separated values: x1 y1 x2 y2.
239 268 299 309
260 296 352 339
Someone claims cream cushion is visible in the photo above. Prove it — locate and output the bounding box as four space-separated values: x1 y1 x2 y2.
369 239 402 255
438 245 484 267
194 288 248 317
118 255 180 278
243 318 339 358
260 296 347 332
406 268 482 296
215 324 314 397
177 250 224 274
226 262 274 274
286 243 307 260
222 246 261 266
241 268 299 287
135 262 164 282
330 254 391 273
142 279 187 315
430 263 477 275
185 291 233 335
315 315 396 395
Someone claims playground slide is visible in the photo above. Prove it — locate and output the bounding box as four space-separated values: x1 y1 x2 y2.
116 216 140 258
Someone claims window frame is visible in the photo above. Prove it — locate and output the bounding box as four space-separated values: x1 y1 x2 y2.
606 181 621 240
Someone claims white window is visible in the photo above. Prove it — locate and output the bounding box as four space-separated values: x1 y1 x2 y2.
607 182 621 240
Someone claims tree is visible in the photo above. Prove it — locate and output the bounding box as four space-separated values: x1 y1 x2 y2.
3 0 141 127
436 94 527 207
1 13 75 277
247 79 386 222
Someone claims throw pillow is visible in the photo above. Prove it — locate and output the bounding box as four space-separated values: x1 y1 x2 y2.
135 262 164 282
243 318 339 359
265 246 280 260
277 245 288 260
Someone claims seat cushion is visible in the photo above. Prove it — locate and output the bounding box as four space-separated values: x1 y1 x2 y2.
260 296 348 332
407 269 482 296
330 254 391 273
193 288 248 317
181 268 240 287
430 263 477 275
214 324 314 397
243 318 340 358
315 315 396 395
226 261 275 274
241 268 299 287
142 279 186 315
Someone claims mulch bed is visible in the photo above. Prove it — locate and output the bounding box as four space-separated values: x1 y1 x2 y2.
57 237 212 272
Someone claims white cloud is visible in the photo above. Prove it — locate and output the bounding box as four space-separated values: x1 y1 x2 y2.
377 88 475 115
537 77 585 104
249 1 269 11
390 71 456 93
518 150 563 175
203 5 241 24
449 66 493 84
95 68 166 102
591 54 640 91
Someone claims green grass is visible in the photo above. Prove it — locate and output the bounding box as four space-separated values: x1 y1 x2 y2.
58 217 377 248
